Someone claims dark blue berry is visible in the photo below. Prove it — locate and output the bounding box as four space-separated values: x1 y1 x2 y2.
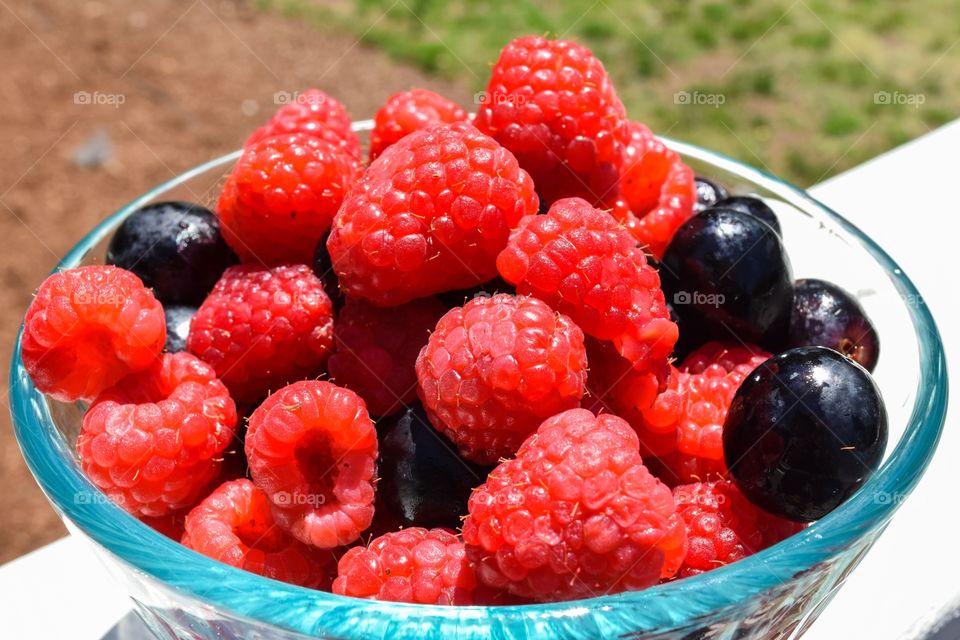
694 176 728 212
312 232 345 311
723 346 887 521
712 196 781 236
106 202 237 305
163 304 195 353
376 404 490 529
661 208 793 348
788 279 879 372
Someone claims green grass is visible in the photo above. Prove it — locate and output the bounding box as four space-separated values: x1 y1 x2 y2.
256 0 959 186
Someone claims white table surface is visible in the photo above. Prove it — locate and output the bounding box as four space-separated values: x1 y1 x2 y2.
2 122 957 639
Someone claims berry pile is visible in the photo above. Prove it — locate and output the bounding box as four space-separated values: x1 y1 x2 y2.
21 34 888 607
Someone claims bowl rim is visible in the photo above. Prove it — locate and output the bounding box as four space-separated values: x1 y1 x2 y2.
10 122 949 637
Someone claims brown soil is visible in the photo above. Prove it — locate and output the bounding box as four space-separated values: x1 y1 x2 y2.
0 0 474 563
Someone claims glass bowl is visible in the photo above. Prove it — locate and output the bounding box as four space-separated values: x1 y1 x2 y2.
10 120 947 640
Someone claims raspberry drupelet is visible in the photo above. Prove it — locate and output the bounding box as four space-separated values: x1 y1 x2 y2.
78 352 237 517
474 35 629 207
497 197 678 373
245 88 361 160
20 265 166 402
672 480 803 578
244 380 378 549
369 89 468 161
462 409 687 601
332 527 477 604
328 296 447 418
217 133 362 265
186 264 335 403
328 121 539 306
416 293 588 465
182 478 337 588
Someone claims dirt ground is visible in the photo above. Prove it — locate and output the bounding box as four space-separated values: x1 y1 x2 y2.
0 0 474 564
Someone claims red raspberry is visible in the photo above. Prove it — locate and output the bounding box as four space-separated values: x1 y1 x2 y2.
140 512 186 541
186 264 334 403
217 133 362 265
585 338 683 457
328 296 446 417
497 197 678 372
475 35 628 207
462 409 686 601
416 294 588 464
613 122 697 259
328 122 539 306
655 342 770 485
21 266 166 402
673 481 803 578
369 89 467 162
245 380 377 548
78 352 237 517
182 479 337 588
246 89 361 160
332 527 476 604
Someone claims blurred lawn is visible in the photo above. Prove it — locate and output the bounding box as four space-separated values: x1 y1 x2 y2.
257 0 957 186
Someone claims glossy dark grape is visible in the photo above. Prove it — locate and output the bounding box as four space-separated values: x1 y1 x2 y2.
712 196 781 236
163 304 195 353
312 231 345 311
661 208 793 348
723 347 887 522
377 404 491 529
694 176 728 212
106 201 237 305
788 279 879 371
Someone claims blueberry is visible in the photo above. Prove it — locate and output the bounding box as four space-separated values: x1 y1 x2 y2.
377 404 490 529
163 304 195 353
694 176 728 212
312 232 345 311
712 196 781 236
106 202 237 305
788 279 879 372
661 208 793 348
723 346 887 521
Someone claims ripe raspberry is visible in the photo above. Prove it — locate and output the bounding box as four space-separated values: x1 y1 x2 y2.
497 197 678 372
217 133 362 265
246 89 361 160
416 294 588 464
21 266 166 402
328 122 539 306
328 296 446 417
182 479 337 588
613 122 696 259
462 409 686 601
78 352 237 517
186 264 334 403
369 89 467 162
673 480 803 578
332 527 477 604
585 338 683 457
245 380 377 548
655 342 770 485
475 35 628 207
140 512 186 541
